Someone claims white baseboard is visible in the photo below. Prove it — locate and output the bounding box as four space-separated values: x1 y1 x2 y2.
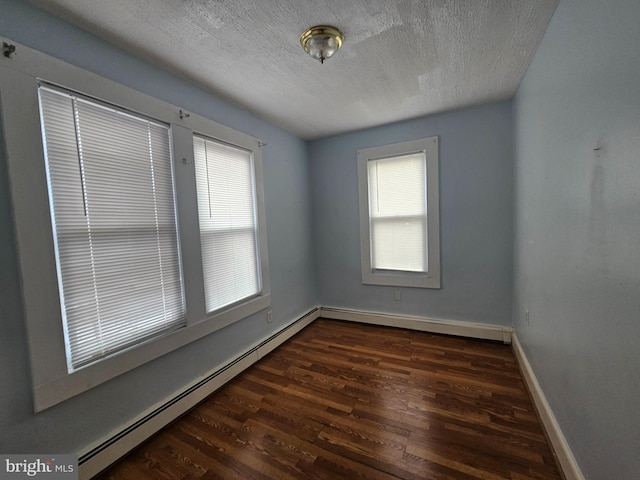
78 308 320 479
319 306 512 344
511 333 584 480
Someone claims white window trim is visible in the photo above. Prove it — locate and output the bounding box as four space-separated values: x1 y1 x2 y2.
0 38 270 411
357 137 440 289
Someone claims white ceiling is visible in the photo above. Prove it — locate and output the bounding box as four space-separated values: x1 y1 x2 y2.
25 0 558 140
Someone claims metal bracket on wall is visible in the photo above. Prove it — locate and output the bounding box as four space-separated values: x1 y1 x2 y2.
3 42 16 58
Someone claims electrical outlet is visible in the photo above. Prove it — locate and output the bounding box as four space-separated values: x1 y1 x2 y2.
394 291 402 301
267 310 273 323
525 310 530 326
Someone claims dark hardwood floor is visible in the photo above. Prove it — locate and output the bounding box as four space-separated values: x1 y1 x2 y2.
95 319 562 480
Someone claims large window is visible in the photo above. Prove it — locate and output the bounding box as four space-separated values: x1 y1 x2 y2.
39 85 185 371
0 39 270 410
358 137 440 288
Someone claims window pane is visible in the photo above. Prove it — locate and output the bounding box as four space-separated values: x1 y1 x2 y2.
38 85 186 371
371 217 426 272
193 136 260 313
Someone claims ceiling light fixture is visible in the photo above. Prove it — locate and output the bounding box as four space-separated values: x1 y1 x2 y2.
300 25 343 64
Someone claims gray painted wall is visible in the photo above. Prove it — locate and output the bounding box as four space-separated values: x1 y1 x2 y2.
310 102 514 325
513 0 640 478
0 0 315 453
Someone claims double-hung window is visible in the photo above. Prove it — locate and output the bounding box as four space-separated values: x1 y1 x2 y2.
358 137 440 288
38 85 185 371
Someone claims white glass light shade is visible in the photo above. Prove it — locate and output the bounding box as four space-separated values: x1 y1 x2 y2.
300 25 343 63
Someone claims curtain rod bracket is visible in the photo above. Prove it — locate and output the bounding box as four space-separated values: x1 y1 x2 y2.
3 42 16 58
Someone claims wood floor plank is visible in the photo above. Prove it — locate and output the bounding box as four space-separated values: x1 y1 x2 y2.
95 319 562 480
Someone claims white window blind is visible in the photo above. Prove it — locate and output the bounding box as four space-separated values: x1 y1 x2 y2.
193 136 261 313
38 84 186 371
367 152 427 272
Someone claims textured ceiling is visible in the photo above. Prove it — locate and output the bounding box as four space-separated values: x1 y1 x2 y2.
24 0 558 140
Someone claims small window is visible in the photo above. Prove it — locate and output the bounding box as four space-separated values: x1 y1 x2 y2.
193 136 262 313
358 137 440 288
38 84 185 371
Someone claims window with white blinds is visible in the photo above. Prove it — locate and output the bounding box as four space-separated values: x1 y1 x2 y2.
358 137 440 289
368 153 427 273
38 84 186 371
193 136 261 313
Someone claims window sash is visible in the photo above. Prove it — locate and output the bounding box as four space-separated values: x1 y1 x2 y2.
367 152 428 273
38 84 186 371
1 42 273 410
193 135 261 313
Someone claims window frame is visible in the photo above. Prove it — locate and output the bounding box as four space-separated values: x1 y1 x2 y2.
0 38 270 411
357 137 441 289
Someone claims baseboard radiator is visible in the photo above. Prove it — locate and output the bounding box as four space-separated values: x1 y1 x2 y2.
78 307 320 479
320 306 513 344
